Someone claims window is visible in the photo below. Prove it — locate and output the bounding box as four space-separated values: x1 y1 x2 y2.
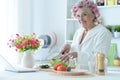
0 0 18 64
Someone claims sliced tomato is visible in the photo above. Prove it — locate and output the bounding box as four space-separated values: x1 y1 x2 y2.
53 63 62 70
57 65 67 71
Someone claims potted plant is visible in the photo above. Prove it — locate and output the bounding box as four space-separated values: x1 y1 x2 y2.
113 25 120 38
106 25 113 32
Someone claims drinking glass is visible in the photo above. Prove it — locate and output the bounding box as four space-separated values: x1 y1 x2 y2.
75 51 89 71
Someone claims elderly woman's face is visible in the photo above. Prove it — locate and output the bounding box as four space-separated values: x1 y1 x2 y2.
76 7 94 28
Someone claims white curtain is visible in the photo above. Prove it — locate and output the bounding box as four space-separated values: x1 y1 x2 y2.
0 0 18 64
0 0 33 66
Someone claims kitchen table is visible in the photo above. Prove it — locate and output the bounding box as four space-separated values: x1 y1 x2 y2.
0 70 120 80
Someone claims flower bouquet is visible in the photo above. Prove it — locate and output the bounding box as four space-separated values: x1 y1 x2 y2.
7 33 40 53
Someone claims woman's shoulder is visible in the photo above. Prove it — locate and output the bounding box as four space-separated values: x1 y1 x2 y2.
96 24 112 37
96 24 110 32
96 24 105 29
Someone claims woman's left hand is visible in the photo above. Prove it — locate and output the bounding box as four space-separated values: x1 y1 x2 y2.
60 52 77 63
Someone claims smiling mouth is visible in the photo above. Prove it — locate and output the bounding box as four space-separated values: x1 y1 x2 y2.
80 21 86 25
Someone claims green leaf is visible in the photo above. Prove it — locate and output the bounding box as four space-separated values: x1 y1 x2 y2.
49 59 68 67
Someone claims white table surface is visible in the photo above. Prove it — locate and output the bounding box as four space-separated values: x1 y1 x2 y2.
0 70 120 80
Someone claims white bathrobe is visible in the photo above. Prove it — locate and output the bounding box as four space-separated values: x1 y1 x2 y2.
71 24 112 68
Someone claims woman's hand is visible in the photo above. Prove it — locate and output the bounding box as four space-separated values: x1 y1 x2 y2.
59 44 71 55
60 52 77 63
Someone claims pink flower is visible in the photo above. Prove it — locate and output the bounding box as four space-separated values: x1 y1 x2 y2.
32 44 35 49
16 44 22 49
9 45 11 48
16 34 19 37
7 33 40 53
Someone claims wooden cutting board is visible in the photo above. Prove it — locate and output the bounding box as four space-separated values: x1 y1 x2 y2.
38 68 53 72
52 69 87 76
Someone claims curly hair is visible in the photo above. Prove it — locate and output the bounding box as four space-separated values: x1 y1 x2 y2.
71 0 102 25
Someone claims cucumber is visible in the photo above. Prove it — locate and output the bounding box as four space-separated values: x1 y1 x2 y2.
40 64 50 69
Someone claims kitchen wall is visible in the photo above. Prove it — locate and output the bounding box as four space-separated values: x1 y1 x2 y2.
18 0 33 34
99 7 120 25
32 0 66 60
32 0 66 49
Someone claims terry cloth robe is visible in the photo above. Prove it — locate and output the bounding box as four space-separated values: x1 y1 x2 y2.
71 24 112 69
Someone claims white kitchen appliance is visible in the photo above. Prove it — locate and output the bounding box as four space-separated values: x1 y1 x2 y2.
34 32 58 61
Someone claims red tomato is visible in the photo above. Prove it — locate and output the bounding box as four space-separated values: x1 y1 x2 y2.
53 63 62 70
57 65 67 71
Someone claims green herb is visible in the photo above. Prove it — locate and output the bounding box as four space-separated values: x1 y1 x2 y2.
113 25 120 32
49 59 68 67
106 25 113 32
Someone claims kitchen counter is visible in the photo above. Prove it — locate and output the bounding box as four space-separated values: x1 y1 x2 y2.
0 70 120 80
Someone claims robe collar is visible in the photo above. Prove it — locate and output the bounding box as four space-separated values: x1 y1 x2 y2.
77 24 102 45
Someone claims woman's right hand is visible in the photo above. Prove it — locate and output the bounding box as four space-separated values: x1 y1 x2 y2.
59 44 71 55
60 52 78 63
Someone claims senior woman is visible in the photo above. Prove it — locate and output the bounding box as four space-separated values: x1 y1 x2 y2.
60 0 112 69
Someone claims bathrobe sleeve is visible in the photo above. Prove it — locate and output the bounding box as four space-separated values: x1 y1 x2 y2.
93 28 112 56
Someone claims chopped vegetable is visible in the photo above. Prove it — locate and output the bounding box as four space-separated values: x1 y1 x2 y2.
49 59 68 67
40 64 50 69
67 67 71 71
57 65 67 71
